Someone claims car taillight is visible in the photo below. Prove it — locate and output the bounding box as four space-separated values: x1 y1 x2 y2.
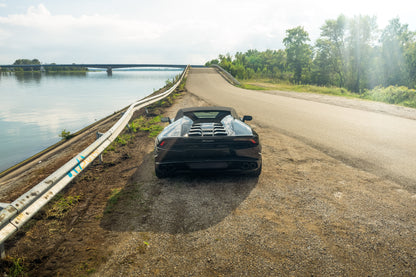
250 139 257 144
159 140 166 147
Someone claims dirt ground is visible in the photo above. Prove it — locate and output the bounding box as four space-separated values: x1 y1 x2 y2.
1 83 416 276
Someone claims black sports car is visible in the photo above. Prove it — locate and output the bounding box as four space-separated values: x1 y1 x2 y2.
154 106 262 178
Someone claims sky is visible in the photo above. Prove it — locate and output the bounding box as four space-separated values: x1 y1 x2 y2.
0 0 415 65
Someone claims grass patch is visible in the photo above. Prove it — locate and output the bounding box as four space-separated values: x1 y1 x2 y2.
104 76 186 152
1 256 26 277
240 79 416 108
240 79 353 96
129 116 163 138
105 115 163 152
104 145 115 152
47 194 81 219
115 133 133 146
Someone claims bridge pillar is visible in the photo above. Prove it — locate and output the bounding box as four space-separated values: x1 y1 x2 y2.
106 67 112 76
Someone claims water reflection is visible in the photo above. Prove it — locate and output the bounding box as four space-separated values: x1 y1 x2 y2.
13 71 89 84
14 72 42 84
0 69 182 171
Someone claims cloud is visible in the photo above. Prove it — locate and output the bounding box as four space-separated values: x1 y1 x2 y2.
1 1 415 65
0 4 170 63
0 2 296 64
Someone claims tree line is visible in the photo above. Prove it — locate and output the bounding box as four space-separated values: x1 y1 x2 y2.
206 15 416 94
9 59 87 72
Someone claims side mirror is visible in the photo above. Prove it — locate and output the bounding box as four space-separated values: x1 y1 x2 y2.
161 117 172 124
242 115 252 122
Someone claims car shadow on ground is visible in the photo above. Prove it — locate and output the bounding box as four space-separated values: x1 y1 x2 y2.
100 152 259 234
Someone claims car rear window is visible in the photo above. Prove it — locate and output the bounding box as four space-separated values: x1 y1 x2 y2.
192 111 221 119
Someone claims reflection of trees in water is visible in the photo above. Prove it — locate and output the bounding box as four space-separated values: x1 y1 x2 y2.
14 72 42 84
13 71 88 85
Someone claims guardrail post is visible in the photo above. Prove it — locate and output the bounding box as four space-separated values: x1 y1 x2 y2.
96 132 104 163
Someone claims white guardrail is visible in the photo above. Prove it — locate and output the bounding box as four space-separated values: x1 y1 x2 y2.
0 66 189 256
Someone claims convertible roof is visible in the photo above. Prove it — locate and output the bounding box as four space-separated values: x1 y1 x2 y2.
174 106 238 120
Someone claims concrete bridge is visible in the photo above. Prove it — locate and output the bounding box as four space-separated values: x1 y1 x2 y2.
0 63 202 74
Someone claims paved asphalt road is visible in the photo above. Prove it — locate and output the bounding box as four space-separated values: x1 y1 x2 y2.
186 68 416 191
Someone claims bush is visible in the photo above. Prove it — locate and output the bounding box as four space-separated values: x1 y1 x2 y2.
363 86 416 107
59 129 74 140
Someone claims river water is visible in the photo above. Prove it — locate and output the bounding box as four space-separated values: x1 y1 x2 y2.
0 69 182 172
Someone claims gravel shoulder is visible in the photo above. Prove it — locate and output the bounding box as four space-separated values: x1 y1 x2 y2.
1 74 416 276
96 92 416 277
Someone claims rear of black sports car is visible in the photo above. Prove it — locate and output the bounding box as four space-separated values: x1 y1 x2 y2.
154 107 262 178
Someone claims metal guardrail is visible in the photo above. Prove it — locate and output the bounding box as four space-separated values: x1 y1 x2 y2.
210 64 241 86
0 66 189 257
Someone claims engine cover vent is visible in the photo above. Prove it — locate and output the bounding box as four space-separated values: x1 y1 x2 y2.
188 123 227 136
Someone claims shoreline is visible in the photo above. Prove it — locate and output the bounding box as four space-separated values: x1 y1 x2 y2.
0 69 183 178
0 105 127 180
0 79 175 197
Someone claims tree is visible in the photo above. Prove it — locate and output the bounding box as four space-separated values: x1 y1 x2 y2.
380 18 413 86
405 41 416 88
345 15 377 92
12 59 41 71
283 26 312 84
13 59 41 65
313 38 333 86
314 15 347 87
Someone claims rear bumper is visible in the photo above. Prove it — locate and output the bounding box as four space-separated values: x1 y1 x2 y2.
155 157 262 174
154 139 262 176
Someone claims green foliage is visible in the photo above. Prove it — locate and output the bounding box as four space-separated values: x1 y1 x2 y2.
47 194 81 219
178 77 187 91
206 14 416 96
130 116 163 137
11 59 87 72
313 15 347 88
206 49 288 80
241 79 354 96
59 129 74 140
115 135 129 146
283 26 312 84
405 41 416 89
0 256 26 277
362 86 416 107
10 257 25 277
105 145 115 152
109 114 166 152
242 79 416 108
13 59 40 65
